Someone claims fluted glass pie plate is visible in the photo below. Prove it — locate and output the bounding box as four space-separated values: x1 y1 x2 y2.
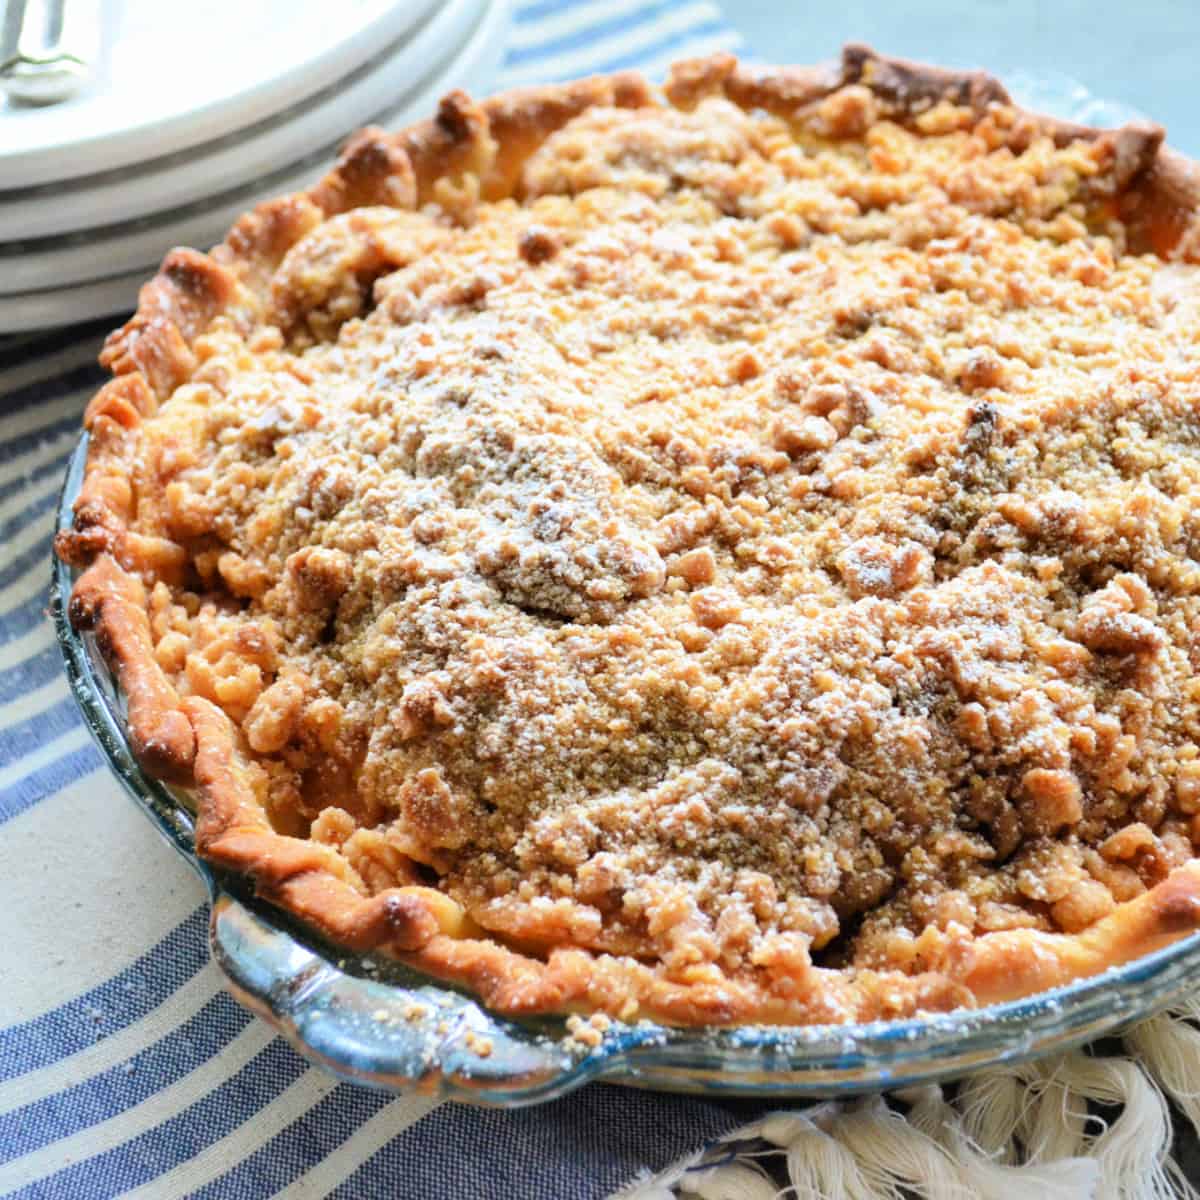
51 429 1200 1106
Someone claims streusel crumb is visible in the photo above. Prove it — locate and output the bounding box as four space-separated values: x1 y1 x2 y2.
88 87 1200 1018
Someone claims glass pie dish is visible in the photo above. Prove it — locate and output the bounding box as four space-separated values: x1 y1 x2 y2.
52 432 1200 1105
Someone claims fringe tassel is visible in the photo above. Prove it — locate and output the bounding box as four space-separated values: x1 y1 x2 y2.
611 1005 1200 1200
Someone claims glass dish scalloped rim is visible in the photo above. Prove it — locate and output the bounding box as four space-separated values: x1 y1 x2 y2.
51 433 1200 1106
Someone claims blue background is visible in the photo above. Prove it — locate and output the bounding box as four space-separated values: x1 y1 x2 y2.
730 0 1200 154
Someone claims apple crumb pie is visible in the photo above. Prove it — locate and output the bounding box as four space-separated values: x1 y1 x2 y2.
57 46 1200 1025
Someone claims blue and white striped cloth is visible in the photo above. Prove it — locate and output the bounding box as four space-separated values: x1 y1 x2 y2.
0 5 778 1197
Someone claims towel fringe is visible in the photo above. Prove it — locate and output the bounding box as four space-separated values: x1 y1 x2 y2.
610 1003 1200 1200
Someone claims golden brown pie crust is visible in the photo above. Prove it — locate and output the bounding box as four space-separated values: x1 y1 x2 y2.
56 46 1200 1026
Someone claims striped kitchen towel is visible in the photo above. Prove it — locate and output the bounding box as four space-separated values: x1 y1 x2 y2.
0 4 762 1199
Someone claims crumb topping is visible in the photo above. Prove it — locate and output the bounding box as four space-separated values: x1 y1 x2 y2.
120 91 1200 1014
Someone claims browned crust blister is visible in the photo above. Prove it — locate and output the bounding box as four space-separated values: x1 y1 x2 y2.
55 45 1200 1027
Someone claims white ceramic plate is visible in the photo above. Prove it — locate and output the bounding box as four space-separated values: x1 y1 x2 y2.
0 267 151 334
0 0 506 296
0 0 475 240
0 0 509 331
0 0 442 188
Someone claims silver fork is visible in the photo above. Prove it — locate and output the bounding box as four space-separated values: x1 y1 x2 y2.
1 0 95 106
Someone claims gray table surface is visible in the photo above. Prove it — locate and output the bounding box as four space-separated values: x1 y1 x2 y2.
726 0 1200 156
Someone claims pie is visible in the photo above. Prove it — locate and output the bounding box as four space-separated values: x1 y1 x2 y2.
56 46 1200 1026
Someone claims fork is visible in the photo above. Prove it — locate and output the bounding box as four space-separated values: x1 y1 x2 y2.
1 0 95 106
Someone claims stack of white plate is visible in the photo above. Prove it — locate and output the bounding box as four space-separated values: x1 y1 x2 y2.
0 0 509 332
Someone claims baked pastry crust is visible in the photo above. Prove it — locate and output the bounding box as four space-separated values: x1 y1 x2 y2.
57 46 1200 1026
